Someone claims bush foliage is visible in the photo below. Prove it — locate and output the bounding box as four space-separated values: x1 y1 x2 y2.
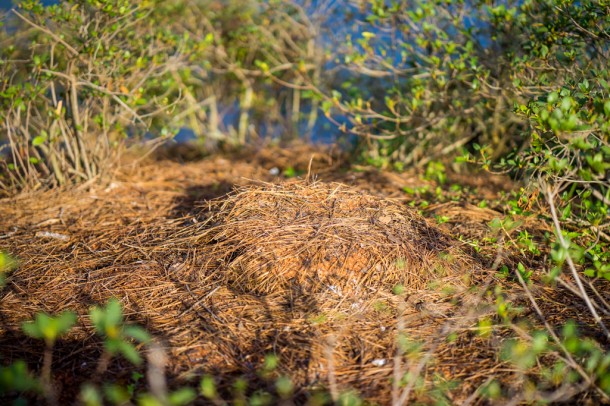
0 0 320 190
1 0 607 189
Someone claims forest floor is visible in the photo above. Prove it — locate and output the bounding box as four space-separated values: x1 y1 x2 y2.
0 143 605 405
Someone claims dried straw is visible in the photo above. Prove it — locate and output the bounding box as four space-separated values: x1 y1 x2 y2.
202 181 476 295
2 153 598 404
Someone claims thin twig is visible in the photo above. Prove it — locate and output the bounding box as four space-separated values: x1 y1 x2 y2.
12 10 79 56
545 184 610 341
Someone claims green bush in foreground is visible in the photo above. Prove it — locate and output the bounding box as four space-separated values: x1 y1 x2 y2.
0 300 312 406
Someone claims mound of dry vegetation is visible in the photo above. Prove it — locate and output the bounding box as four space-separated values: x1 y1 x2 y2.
0 152 511 404
205 180 477 293
1 148 608 404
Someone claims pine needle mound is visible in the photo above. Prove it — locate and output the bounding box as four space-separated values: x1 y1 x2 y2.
0 160 504 404
205 180 474 295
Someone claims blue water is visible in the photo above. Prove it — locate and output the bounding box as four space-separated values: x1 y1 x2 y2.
1 0 57 8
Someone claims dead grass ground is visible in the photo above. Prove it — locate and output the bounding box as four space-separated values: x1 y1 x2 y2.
1 144 607 404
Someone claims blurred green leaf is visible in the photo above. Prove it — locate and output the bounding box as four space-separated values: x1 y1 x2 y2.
22 311 76 345
168 388 197 406
200 375 217 399
0 360 39 394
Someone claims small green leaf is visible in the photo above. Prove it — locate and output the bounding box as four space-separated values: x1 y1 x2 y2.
262 354 278 372
103 384 130 405
22 311 76 344
80 384 102 406
137 393 163 406
90 298 123 337
275 376 293 398
116 341 142 365
337 390 363 406
200 375 217 399
0 252 18 273
168 388 197 406
283 167 296 178
480 380 502 399
0 360 39 393
123 325 151 344
32 131 48 146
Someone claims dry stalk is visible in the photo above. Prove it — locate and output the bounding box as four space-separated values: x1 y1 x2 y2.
41 343 58 406
147 343 169 404
514 268 607 401
545 184 610 341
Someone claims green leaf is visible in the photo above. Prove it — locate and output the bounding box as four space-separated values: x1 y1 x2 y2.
103 384 130 405
337 390 363 406
168 388 197 406
275 376 293 398
90 298 123 337
137 393 163 406
0 360 39 394
116 341 142 365
551 244 566 264
56 311 77 334
321 100 332 116
123 325 151 344
32 131 48 146
283 167 296 178
560 97 573 111
502 339 537 369
200 375 217 399
22 311 77 344
0 252 18 273
480 380 501 399
262 354 278 371
79 384 102 406
517 262 532 282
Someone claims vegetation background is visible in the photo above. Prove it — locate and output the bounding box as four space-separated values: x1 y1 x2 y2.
1 0 609 404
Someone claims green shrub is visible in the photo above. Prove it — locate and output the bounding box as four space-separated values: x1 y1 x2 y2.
0 0 321 193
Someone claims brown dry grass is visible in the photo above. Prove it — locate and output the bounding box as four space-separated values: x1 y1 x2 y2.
1 147 603 404
204 180 477 295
